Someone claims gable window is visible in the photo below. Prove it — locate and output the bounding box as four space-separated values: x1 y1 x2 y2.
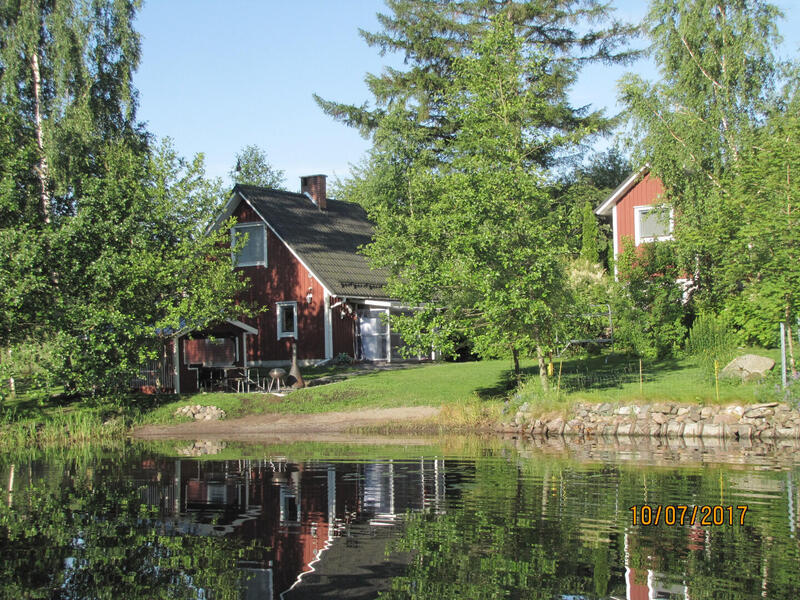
276 301 298 339
231 223 267 267
634 205 673 245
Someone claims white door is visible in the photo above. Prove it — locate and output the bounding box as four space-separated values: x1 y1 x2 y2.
358 309 388 360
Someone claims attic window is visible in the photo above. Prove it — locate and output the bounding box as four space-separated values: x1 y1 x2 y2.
634 205 673 245
231 223 267 267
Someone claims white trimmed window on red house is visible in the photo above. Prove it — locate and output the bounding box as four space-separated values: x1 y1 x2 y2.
276 301 298 339
634 205 673 245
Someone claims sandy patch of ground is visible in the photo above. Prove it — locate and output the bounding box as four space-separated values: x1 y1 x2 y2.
132 406 441 440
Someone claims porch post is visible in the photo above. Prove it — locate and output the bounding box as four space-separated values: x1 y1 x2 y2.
385 308 392 363
324 291 333 361
173 336 181 394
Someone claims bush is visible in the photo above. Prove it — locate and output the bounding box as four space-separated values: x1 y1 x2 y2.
332 353 354 365
612 239 689 359
687 313 737 379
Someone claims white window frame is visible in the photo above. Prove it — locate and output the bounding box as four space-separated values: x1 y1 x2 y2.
231 223 267 267
276 301 298 339
634 205 674 245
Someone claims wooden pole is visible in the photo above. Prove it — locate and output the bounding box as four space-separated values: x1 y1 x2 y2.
556 359 563 400
714 360 720 403
639 359 643 395
781 322 787 389
7 348 14 397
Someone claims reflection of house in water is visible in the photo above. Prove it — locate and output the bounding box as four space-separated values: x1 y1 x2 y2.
624 533 690 600
133 457 449 599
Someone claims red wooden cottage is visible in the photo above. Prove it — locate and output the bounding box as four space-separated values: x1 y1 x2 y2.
594 166 673 277
164 175 414 393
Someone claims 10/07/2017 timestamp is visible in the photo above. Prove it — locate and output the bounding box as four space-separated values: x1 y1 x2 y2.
630 504 748 526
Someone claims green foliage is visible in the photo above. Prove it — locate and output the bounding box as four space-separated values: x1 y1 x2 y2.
722 285 784 348
0 0 144 213
554 148 630 266
687 312 737 378
323 3 638 388
315 0 638 145
0 4 250 395
580 201 600 264
230 144 286 189
343 14 630 387
565 257 614 344
613 239 689 359
332 352 354 365
718 94 800 347
618 0 792 326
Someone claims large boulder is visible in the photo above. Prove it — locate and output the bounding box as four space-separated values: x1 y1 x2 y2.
720 354 775 382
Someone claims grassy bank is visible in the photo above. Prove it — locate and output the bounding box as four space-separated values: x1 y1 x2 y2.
1 348 791 447
138 360 520 425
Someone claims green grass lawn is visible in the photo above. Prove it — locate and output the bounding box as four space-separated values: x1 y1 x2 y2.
510 347 787 418
139 359 523 424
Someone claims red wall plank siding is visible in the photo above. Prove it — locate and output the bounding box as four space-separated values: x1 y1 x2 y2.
616 173 665 252
233 201 327 363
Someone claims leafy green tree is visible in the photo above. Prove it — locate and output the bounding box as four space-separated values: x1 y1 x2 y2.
329 2 637 387
360 18 579 387
558 148 630 268
0 2 249 394
40 141 248 392
618 0 785 308
0 0 143 222
720 95 800 369
230 144 286 189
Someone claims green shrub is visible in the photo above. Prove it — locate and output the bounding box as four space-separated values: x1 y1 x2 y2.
332 353 354 365
612 239 689 359
687 313 737 379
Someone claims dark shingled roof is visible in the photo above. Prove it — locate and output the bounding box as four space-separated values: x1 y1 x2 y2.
233 184 390 299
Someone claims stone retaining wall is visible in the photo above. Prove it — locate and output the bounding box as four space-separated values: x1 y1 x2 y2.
499 401 800 441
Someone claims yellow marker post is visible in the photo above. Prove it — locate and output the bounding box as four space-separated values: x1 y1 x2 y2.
714 360 720 403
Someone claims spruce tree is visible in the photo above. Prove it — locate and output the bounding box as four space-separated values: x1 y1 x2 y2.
580 201 600 264
315 0 638 154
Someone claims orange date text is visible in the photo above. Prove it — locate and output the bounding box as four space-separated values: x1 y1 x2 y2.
629 504 748 526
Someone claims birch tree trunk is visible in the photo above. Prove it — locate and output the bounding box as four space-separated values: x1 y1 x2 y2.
786 306 797 378
30 51 51 223
537 345 549 392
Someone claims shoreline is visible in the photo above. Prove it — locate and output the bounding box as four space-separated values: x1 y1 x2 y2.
133 400 800 443
132 405 442 439
498 400 800 441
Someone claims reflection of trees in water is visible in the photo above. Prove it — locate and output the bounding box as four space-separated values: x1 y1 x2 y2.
2 450 800 599
0 454 260 599
380 459 800 600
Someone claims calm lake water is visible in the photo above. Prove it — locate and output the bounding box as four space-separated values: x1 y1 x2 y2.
2 436 800 599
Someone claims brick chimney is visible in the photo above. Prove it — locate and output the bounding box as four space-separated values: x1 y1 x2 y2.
300 174 327 210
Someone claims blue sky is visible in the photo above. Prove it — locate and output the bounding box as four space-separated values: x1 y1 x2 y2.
134 1 799 192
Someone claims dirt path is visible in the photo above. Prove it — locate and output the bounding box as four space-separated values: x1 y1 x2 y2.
132 406 441 440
